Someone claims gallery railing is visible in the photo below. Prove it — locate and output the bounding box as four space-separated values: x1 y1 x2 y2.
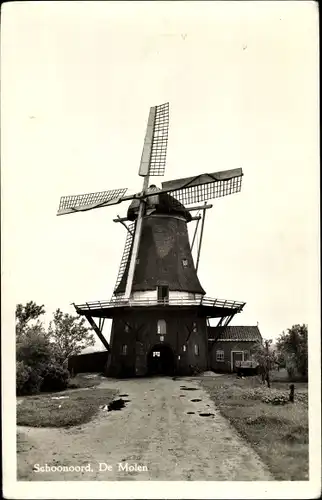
74 296 246 313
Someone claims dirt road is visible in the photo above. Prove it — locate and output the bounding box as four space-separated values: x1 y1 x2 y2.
17 377 273 481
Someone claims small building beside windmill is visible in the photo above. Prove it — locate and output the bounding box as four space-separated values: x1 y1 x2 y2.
208 325 262 372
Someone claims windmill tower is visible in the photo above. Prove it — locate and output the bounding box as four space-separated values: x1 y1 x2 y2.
57 103 245 377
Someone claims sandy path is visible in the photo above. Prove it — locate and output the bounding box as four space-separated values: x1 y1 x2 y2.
17 377 273 481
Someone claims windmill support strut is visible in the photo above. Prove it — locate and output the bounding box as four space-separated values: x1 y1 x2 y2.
196 202 207 271
124 175 150 298
84 314 110 351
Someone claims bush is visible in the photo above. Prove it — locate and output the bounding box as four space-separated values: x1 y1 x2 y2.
40 363 70 392
16 361 32 395
16 327 53 369
16 361 43 396
262 392 289 405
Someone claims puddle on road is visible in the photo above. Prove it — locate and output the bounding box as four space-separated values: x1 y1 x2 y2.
199 413 214 417
180 386 198 391
187 411 195 414
191 399 202 402
119 394 128 397
108 399 130 412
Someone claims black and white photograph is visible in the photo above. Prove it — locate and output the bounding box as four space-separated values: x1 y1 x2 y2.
1 1 320 498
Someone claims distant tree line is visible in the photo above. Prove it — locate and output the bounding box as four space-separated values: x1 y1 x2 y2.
16 301 95 395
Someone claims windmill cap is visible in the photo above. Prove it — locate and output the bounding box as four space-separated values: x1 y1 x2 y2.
127 189 192 222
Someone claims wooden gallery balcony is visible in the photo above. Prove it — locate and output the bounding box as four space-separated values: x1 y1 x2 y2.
73 296 246 321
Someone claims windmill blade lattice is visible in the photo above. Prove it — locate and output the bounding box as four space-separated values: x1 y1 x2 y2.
57 188 128 215
113 222 135 294
170 176 242 205
139 102 169 177
161 168 243 206
149 103 169 176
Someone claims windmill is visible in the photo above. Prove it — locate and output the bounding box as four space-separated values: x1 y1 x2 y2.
57 103 245 377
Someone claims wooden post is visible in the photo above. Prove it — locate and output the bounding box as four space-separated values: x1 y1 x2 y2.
196 202 207 272
191 216 201 251
84 315 110 351
124 175 150 299
289 383 295 403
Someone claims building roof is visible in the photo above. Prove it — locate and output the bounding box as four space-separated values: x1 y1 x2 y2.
208 326 262 342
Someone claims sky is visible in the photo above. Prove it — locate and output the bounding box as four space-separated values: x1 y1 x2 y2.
2 1 319 352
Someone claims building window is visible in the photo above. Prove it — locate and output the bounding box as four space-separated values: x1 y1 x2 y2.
160 335 164 342
121 344 127 355
183 345 187 352
157 285 169 302
153 351 160 358
194 344 199 356
157 319 167 335
182 259 188 267
243 351 249 361
216 350 224 362
192 322 198 333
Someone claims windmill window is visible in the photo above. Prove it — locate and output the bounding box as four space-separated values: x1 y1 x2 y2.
136 258 140 265
182 259 188 268
194 344 199 356
124 324 130 333
192 322 198 333
121 344 128 355
157 319 167 335
216 350 224 362
153 351 161 357
183 345 187 352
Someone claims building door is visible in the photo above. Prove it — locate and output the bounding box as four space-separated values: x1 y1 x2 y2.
231 351 243 372
157 285 169 303
147 344 175 376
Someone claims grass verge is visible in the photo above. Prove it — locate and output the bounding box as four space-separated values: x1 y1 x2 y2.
17 387 117 428
201 374 308 481
67 373 104 390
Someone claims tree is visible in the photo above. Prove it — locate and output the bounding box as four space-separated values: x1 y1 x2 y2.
16 322 55 395
16 323 52 369
251 339 277 388
16 301 45 338
47 308 95 363
16 302 70 395
276 324 308 378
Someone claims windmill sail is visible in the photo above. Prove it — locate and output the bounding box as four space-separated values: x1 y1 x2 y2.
113 222 135 295
57 188 128 215
161 168 243 206
139 102 169 177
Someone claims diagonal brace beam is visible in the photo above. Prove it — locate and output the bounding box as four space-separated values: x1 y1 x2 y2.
84 314 110 351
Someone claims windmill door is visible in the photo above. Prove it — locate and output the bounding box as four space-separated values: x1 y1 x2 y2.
231 351 243 372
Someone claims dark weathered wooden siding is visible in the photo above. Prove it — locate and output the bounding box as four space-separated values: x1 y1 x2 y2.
68 351 108 375
115 215 205 295
107 309 208 377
